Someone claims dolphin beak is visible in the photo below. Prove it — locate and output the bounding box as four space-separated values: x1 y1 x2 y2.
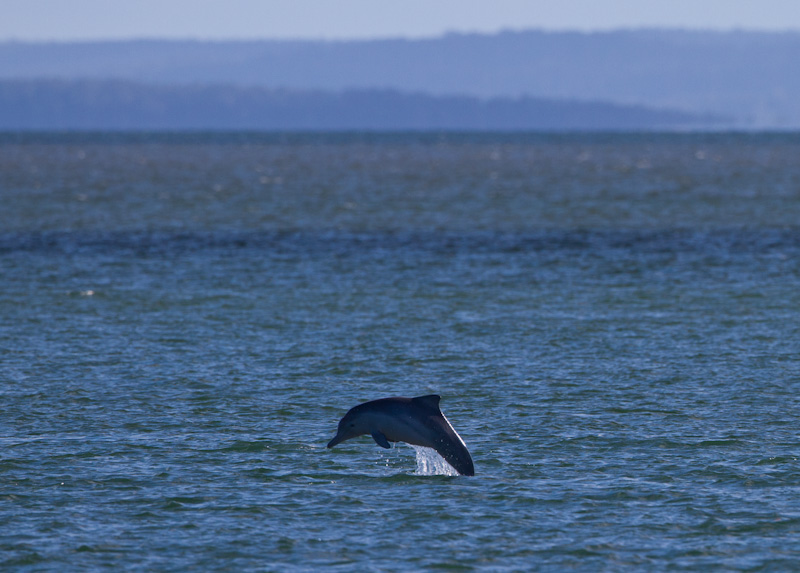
327 433 345 448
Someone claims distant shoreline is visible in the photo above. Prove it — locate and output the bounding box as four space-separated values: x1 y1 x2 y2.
0 80 729 131
1 30 798 128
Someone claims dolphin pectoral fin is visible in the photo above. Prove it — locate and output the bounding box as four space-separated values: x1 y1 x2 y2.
371 431 391 449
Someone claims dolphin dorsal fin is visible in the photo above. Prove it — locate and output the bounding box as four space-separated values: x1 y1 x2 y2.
412 394 441 410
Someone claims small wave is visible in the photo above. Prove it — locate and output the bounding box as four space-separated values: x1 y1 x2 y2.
410 445 460 477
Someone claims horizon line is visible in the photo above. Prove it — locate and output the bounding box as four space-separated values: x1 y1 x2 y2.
3 25 800 44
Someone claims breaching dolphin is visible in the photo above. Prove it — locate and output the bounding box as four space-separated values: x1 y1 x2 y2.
327 394 474 476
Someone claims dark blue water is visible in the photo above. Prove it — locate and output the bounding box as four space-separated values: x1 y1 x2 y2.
2 133 800 571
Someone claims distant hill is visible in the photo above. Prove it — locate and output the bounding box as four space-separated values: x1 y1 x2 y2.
0 79 725 131
1 30 800 127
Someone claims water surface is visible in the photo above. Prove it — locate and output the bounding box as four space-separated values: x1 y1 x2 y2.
2 133 800 570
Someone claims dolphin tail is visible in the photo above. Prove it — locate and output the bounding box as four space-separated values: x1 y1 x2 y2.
434 440 475 476
432 413 475 476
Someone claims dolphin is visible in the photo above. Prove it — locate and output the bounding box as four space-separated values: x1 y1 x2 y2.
327 394 474 476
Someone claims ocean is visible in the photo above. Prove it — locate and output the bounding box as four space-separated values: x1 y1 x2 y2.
2 132 800 570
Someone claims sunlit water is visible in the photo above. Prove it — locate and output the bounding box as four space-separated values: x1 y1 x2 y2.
2 133 800 570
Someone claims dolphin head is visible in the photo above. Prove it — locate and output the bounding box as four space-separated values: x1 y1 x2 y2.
327 406 369 448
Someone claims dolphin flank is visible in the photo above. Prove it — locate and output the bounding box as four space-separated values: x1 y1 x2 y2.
327 394 475 476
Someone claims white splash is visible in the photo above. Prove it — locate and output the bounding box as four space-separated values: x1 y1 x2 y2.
410 445 460 476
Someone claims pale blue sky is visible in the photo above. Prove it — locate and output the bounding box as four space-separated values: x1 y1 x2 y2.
3 0 800 41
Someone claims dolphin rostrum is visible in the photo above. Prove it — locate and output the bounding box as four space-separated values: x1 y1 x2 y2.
327 394 475 476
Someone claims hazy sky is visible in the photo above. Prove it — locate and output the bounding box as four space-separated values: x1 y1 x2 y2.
3 0 800 41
